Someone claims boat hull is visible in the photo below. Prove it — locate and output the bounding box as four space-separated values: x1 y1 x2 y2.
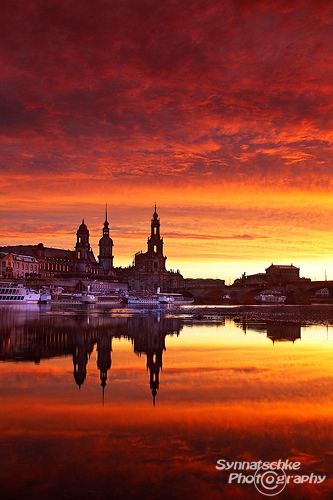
0 283 40 304
127 297 160 305
127 292 194 306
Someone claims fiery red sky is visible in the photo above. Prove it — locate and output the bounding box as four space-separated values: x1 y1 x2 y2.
1 0 333 280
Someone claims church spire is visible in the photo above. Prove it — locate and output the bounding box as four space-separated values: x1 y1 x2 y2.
153 203 158 220
98 203 114 273
148 204 163 254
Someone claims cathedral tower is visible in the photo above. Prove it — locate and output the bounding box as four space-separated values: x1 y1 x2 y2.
75 219 100 274
75 220 90 261
98 204 114 273
131 205 174 291
147 204 164 255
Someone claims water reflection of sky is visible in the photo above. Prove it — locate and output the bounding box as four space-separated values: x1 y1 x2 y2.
1 307 333 499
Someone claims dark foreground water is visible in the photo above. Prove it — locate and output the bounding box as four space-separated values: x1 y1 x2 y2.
1 304 333 499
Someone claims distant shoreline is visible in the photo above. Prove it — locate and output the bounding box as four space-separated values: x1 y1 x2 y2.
166 304 333 324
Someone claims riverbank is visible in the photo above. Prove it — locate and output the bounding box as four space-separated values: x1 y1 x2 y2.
169 304 333 324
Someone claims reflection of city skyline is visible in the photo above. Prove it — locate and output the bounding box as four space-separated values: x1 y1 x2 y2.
234 318 301 343
0 308 303 405
0 308 183 404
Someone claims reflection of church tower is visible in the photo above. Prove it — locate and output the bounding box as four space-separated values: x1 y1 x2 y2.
73 332 90 388
75 220 91 262
133 319 166 405
146 349 163 406
98 205 114 273
97 333 112 403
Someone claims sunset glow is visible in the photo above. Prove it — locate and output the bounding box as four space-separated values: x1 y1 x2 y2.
1 1 333 280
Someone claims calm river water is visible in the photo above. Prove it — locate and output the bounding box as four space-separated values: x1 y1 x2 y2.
1 304 333 499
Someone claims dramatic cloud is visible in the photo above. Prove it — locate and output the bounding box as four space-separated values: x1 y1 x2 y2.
1 0 333 278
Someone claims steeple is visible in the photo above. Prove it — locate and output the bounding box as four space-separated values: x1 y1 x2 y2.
102 205 110 238
148 204 163 254
98 204 114 273
132 205 168 289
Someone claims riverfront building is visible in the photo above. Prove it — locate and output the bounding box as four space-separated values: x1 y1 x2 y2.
0 215 114 279
234 263 306 286
265 264 300 282
125 205 183 291
0 252 39 279
0 206 183 292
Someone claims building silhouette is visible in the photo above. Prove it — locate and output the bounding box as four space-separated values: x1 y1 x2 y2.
0 213 114 279
98 204 114 273
265 264 300 283
75 220 101 274
126 205 183 291
0 205 184 292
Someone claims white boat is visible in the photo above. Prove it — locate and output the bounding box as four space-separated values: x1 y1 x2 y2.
221 293 232 302
126 289 194 306
39 287 52 303
127 293 160 305
0 283 40 303
94 293 122 305
81 292 122 305
254 290 286 304
80 292 96 304
158 293 194 305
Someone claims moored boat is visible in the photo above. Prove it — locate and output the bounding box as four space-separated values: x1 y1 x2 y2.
126 289 194 306
127 293 160 305
94 293 122 305
221 293 232 303
81 292 122 305
0 283 40 303
254 290 286 304
39 287 52 304
80 292 96 304
158 293 194 305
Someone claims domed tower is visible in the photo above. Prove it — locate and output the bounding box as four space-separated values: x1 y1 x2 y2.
98 205 114 273
72 332 90 389
75 220 91 261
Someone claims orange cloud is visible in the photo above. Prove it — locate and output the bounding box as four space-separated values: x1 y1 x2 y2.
1 1 333 280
